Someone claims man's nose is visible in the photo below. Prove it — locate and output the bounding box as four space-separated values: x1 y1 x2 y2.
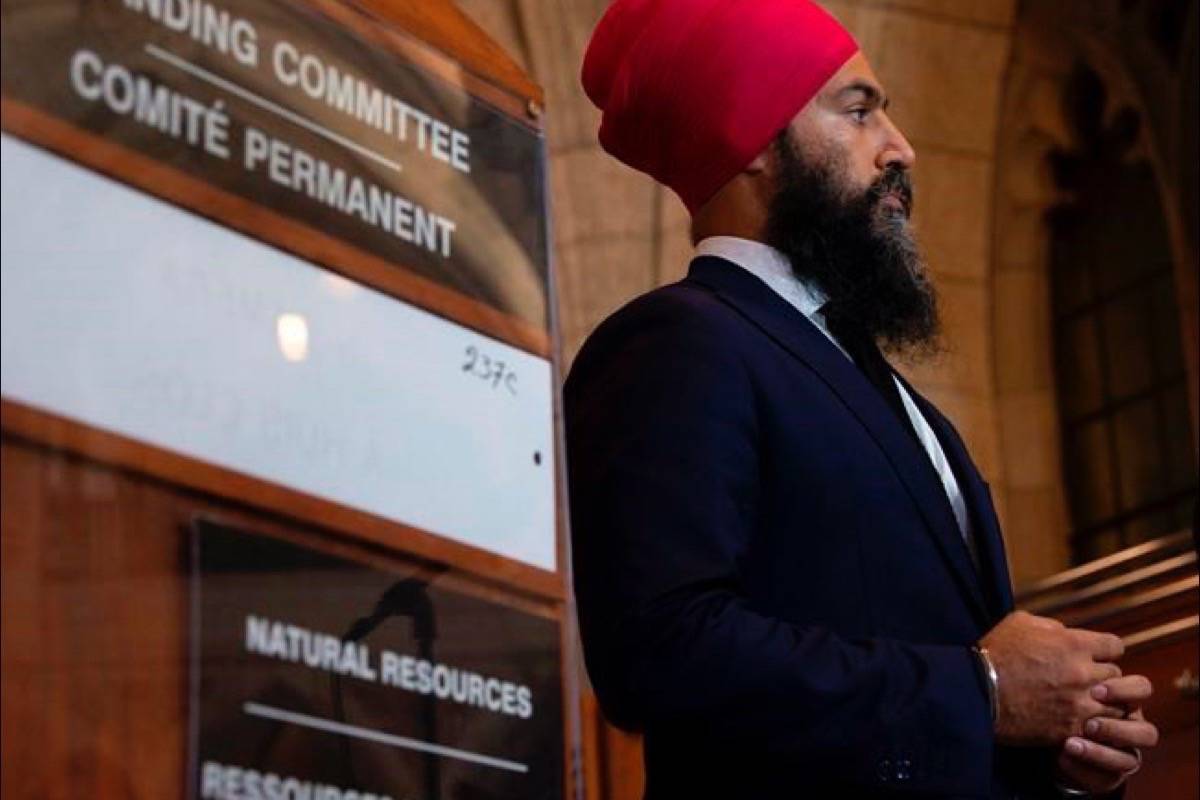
877 112 916 171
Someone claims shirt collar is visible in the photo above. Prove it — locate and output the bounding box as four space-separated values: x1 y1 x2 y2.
694 235 830 324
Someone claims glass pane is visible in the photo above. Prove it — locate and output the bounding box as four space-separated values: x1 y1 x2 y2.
1085 226 1134 300
1056 316 1105 418
1047 207 1094 315
1174 496 1198 533
1065 419 1117 528
1122 507 1175 546
1100 290 1154 400
1161 383 1198 493
1149 273 1186 379
1113 397 1166 510
1075 526 1121 563
1089 161 1171 296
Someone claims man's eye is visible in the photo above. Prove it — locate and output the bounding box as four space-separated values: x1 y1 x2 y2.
849 107 870 123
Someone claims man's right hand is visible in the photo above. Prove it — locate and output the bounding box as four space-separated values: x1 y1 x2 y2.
979 610 1127 745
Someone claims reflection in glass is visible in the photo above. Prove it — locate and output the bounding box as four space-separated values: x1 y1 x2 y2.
1099 290 1153 401
1065 419 1116 528
276 313 310 362
1056 316 1104 417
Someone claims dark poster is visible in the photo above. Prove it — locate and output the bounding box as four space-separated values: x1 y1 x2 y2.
190 519 564 800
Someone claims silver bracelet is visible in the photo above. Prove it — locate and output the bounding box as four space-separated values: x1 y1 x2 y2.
971 645 999 723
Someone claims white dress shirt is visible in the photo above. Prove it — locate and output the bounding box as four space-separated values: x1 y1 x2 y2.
695 236 978 562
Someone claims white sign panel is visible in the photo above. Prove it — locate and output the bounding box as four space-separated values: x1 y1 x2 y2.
1 134 556 570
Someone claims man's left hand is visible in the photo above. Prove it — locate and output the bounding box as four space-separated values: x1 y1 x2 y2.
1055 675 1158 795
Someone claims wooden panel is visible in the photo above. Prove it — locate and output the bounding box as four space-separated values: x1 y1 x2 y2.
1123 635 1199 799
580 691 604 800
1 437 188 799
1128 724 1198 800
1119 636 1200 737
599 717 644 800
2 400 563 603
0 433 564 798
1017 532 1200 800
579 689 643 800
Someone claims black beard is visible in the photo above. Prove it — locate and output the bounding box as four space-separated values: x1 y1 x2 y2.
763 133 940 357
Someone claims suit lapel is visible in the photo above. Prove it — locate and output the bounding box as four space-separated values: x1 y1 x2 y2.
898 378 1016 617
687 256 993 627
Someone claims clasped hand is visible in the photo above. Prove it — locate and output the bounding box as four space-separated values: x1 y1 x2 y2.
979 611 1159 795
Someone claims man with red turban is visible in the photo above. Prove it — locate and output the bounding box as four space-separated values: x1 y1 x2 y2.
565 1 1158 797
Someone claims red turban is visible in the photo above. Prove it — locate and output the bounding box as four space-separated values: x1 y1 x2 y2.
582 0 858 214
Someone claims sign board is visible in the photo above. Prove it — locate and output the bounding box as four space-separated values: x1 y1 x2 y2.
191 519 564 800
1 1 572 797
0 0 559 572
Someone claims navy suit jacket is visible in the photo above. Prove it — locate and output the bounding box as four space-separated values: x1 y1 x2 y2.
565 256 1069 799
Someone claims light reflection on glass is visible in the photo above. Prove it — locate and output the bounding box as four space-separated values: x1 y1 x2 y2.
276 313 309 362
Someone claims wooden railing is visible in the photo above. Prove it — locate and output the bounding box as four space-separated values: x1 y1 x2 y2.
1017 531 1199 800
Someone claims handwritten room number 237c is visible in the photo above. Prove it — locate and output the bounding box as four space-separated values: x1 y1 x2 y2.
462 345 518 395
